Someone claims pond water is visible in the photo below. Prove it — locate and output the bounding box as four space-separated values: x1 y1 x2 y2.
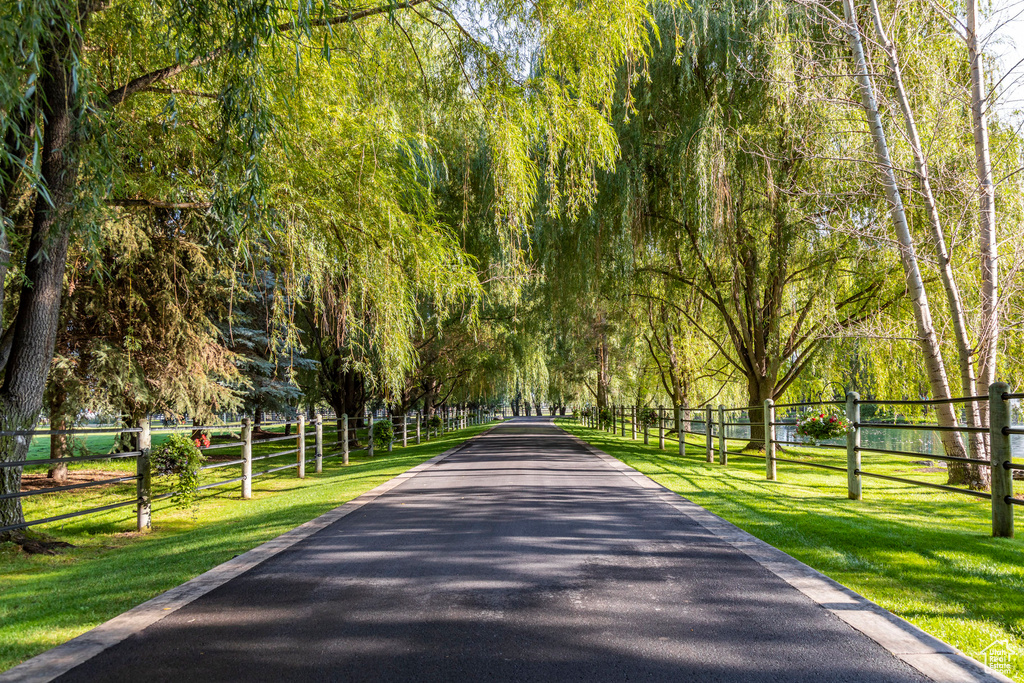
683 415 1024 459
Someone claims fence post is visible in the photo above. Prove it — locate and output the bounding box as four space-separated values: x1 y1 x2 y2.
135 418 151 531
402 414 408 448
643 408 649 445
676 405 684 457
620 405 625 437
315 415 323 474
631 405 636 440
416 412 422 444
368 412 375 457
342 413 350 466
659 406 665 450
388 413 394 452
765 399 776 481
718 405 726 465
297 415 306 478
704 406 713 462
242 418 252 499
990 382 1014 538
846 392 861 500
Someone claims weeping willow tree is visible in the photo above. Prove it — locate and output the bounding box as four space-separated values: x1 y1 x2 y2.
579 0 896 447
0 0 677 530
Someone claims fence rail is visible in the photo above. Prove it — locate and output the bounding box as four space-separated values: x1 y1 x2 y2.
575 383 1019 538
0 404 509 535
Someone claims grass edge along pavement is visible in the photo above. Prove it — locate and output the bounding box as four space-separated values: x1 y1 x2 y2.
556 417 1024 683
0 421 498 674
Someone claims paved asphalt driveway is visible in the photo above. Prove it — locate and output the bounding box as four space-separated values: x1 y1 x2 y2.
55 417 929 682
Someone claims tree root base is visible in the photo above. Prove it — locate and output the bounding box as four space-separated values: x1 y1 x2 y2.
0 531 75 555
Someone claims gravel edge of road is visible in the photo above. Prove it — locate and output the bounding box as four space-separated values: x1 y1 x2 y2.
0 424 502 683
558 421 1013 683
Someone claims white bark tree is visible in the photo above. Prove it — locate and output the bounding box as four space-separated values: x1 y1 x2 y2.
866 0 988 480
840 0 982 486
965 0 999 400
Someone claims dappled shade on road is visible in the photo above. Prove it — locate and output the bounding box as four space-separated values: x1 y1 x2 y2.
56 418 926 682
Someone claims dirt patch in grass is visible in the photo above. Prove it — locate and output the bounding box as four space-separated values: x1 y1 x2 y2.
20 470 128 492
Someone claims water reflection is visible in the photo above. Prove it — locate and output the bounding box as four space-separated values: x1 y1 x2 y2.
681 415 1024 457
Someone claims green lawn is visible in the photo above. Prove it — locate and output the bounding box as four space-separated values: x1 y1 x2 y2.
559 418 1024 682
0 420 495 673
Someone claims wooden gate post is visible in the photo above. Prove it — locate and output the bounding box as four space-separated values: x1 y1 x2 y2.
368 412 375 457
676 405 684 457
135 418 151 531
388 413 394 452
315 415 323 474
846 392 861 500
765 399 776 481
658 406 665 450
242 418 252 499
416 412 422 444
297 415 306 478
342 413 350 466
402 414 408 448
718 405 727 465
705 406 714 462
631 405 636 440
990 382 1014 538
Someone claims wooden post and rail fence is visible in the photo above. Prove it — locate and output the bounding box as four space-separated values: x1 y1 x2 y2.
1 404 507 536
575 383 1021 538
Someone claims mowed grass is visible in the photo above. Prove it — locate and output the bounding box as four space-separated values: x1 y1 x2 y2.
0 421 496 673
558 418 1024 682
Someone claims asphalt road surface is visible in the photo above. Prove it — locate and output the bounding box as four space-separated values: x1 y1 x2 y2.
56 417 928 682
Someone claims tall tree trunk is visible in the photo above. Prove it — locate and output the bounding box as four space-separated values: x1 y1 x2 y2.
966 0 999 402
868 0 987 483
745 376 773 451
47 385 70 483
841 0 983 488
596 331 610 411
0 20 82 531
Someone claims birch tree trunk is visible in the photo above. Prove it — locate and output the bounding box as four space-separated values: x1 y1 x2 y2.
867 0 988 480
966 0 999 400
841 0 984 488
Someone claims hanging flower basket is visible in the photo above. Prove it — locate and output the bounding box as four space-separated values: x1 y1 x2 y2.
639 407 659 429
151 433 205 510
598 407 613 428
427 415 442 431
372 420 395 450
796 412 851 444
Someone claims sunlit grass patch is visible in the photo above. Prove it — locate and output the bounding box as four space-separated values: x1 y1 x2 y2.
0 422 494 673
559 418 1024 682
